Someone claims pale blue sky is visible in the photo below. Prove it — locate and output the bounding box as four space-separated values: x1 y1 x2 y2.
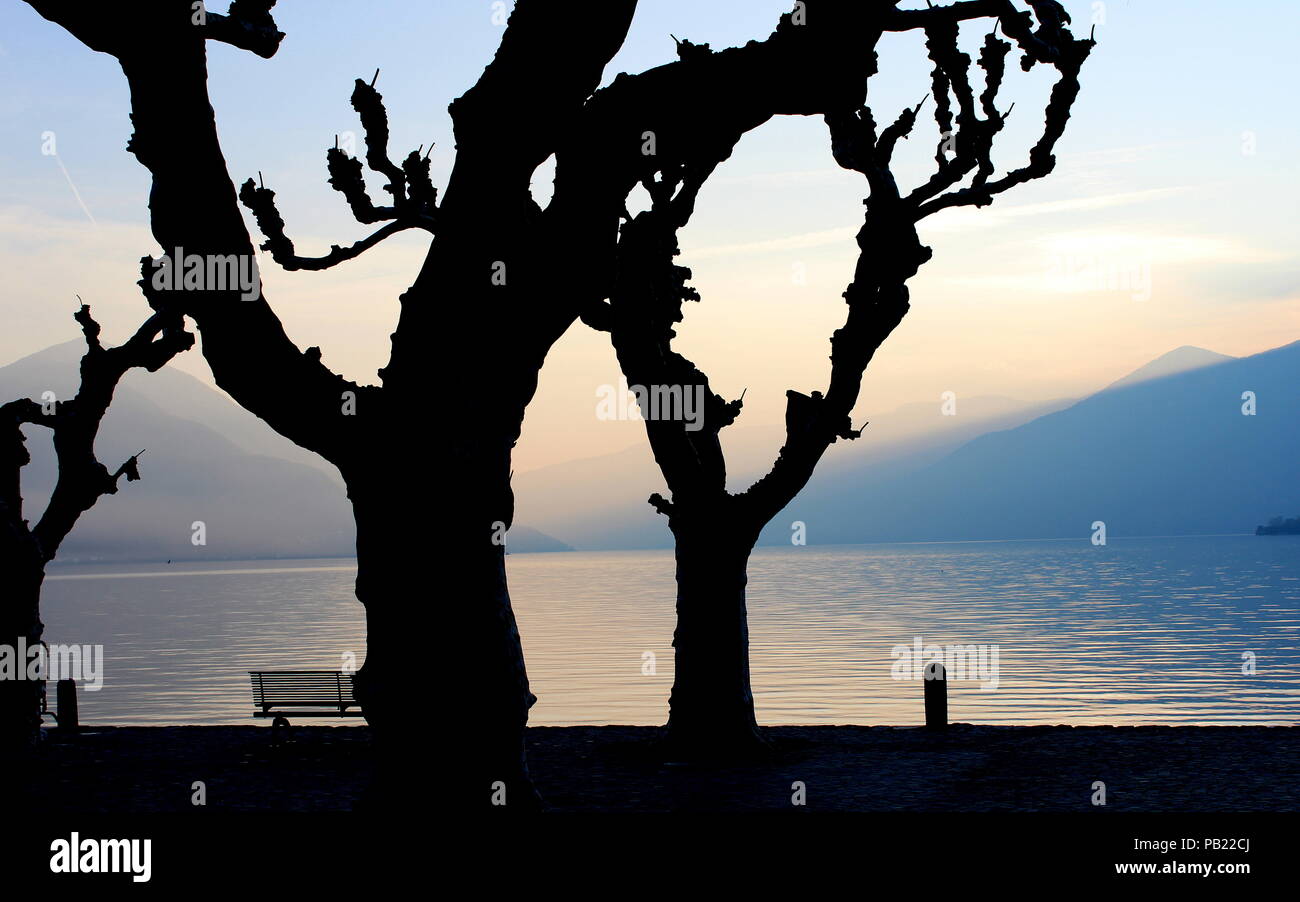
2 1 1297 470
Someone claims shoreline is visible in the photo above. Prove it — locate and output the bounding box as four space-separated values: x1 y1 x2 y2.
42 531 1280 569
21 723 1300 813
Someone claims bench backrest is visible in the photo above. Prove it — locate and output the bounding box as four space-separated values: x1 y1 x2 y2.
249 671 357 711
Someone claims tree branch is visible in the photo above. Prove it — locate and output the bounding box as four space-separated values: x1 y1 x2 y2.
735 0 1093 526
377 0 640 392
239 180 434 272
548 1 899 343
602 163 751 522
238 75 439 272
1 305 195 562
909 3 1094 218
203 1 285 58
23 0 373 465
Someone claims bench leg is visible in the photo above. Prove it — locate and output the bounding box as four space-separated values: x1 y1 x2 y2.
271 716 289 743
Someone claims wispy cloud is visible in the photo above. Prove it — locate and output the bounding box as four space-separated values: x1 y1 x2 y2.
934 228 1291 298
687 225 859 260
712 167 849 189
920 186 1191 233
1057 143 1172 169
686 187 1191 260
1038 229 1288 267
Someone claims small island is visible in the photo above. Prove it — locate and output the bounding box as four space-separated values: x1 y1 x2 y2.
1257 515 1300 535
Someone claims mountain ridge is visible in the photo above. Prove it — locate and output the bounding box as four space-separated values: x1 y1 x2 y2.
5 337 1291 557
765 339 1299 546
1 343 570 560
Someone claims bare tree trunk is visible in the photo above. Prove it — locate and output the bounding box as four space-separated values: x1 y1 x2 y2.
21 0 1092 791
0 557 44 753
13 1 636 809
664 526 763 757
348 448 539 810
1 306 191 756
594 0 1093 756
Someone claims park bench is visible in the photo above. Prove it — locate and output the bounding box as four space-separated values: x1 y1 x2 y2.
248 670 363 728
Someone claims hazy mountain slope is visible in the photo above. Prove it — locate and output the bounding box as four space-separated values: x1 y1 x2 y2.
507 526 574 553
13 340 343 483
18 388 356 562
2 343 570 560
1103 345 1235 391
513 395 1074 550
772 341 1299 545
6 336 1276 557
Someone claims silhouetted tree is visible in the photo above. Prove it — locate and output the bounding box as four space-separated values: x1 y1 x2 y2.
0 304 192 752
584 0 1094 755
21 0 1086 800
18 0 833 803
22 0 645 808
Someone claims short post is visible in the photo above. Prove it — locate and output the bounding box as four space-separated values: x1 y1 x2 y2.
924 662 947 729
56 678 79 734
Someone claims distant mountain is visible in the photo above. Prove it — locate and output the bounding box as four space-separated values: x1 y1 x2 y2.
769 341 1300 545
9 335 1282 558
513 394 1074 550
1103 345 1235 391
1 342 571 561
508 526 574 553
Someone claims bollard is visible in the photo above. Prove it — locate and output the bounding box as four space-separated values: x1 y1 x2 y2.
924 662 947 729
56 678 79 734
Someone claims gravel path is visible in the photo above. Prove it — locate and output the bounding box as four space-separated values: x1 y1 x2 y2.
20 724 1299 813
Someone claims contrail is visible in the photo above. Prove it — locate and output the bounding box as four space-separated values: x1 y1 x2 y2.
53 154 97 227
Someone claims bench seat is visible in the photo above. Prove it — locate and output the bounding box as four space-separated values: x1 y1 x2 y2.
248 671 363 724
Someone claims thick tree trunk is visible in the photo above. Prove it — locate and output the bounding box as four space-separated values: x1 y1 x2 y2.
347 440 538 811
0 551 45 755
664 528 765 758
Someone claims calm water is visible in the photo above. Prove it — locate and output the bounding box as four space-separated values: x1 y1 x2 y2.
40 536 1300 726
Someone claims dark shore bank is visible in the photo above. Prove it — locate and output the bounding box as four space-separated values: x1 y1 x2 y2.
20 724 1299 813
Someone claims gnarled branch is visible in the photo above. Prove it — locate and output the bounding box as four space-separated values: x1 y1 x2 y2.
203 0 285 58
737 0 1093 525
239 77 438 273
1 304 194 563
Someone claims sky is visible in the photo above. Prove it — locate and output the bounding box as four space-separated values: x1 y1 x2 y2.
1 0 1297 474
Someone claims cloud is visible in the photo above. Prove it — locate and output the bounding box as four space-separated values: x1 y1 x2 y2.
920 186 1192 233
933 228 1292 302
685 187 1193 261
1038 229 1288 267
687 225 859 260
712 167 849 188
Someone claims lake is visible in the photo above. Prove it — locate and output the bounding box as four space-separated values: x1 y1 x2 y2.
39 535 1299 726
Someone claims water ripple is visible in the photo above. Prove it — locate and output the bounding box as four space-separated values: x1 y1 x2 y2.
39 535 1300 726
